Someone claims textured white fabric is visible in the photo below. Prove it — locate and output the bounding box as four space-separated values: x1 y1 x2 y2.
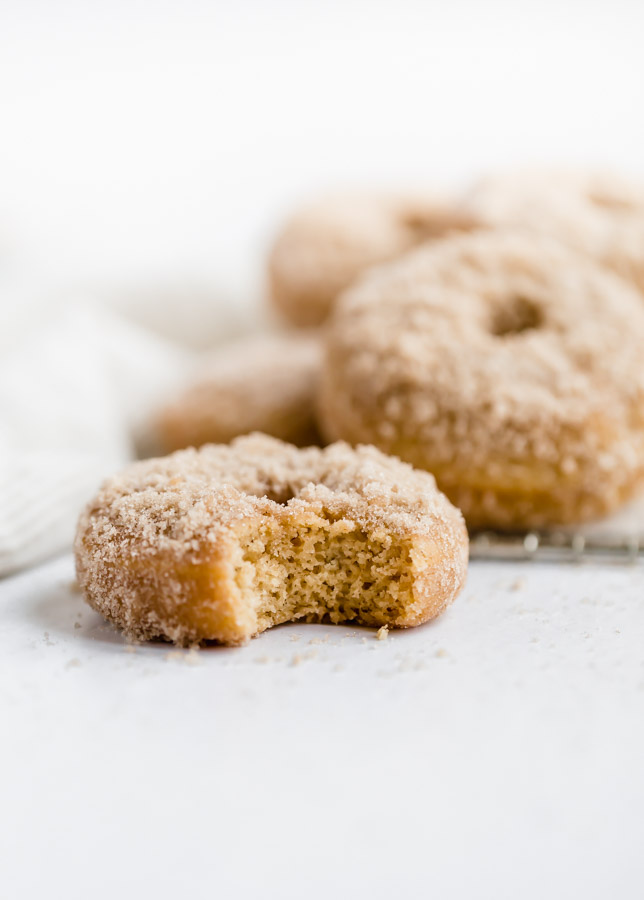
0 286 194 575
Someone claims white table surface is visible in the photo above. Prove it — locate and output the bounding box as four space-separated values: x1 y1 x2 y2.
2 2 644 897
2 552 643 899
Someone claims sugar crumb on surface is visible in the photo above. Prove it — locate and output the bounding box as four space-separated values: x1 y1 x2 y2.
164 649 202 665
290 650 319 666
376 625 389 640
308 634 330 645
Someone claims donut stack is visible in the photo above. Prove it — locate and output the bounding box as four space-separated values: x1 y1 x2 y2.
76 169 644 645
157 169 644 531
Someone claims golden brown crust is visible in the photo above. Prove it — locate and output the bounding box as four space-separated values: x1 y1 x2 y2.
74 434 468 645
156 333 322 452
319 229 644 529
269 191 480 327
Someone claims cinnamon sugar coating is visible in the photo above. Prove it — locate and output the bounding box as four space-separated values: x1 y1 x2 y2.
157 333 321 452
269 191 480 327
465 169 644 295
319 229 644 529
74 434 468 645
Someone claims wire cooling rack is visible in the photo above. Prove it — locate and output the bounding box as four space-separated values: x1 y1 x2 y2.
469 530 644 565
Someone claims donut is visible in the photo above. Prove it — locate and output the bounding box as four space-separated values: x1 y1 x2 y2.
269 191 480 327
465 169 644 295
74 434 468 645
318 229 644 530
156 333 321 452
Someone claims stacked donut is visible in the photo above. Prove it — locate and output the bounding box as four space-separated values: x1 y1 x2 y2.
156 171 644 530
75 169 644 645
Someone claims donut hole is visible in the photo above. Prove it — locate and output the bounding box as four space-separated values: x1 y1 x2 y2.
490 296 544 337
400 210 443 239
399 208 475 241
236 514 419 631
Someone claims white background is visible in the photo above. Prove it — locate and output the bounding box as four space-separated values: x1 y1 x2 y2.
1 0 643 298
1 1 644 897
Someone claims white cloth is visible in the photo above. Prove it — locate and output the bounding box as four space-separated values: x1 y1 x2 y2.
0 228 271 576
0 295 194 575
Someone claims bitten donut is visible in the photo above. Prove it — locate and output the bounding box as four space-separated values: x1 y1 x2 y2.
74 434 468 645
156 333 321 452
319 229 644 529
465 169 644 295
269 191 480 327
